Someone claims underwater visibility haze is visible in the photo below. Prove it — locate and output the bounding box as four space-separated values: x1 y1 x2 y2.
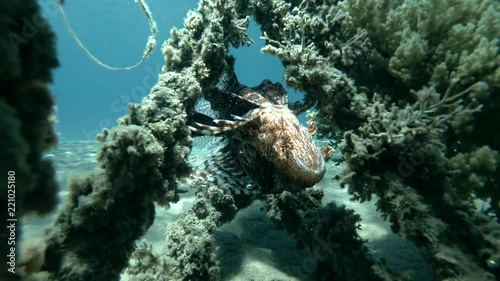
0 0 499 281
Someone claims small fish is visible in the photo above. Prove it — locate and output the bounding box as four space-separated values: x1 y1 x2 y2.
189 75 326 194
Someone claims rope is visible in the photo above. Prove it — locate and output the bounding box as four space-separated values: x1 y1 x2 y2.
55 0 157 70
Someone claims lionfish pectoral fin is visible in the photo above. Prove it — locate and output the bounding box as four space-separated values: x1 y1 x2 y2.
213 118 250 130
189 117 250 135
230 114 250 121
252 79 288 105
206 88 260 117
189 122 226 135
188 112 217 137
187 140 257 197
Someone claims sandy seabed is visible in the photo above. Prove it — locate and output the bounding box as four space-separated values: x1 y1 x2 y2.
23 139 431 281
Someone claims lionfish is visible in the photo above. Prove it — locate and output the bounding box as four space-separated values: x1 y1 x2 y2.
188 76 325 195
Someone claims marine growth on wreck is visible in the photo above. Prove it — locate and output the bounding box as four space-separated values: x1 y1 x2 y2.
1 0 498 281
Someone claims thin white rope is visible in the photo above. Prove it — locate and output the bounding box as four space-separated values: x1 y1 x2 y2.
56 0 157 70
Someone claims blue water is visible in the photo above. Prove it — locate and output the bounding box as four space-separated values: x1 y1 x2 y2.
39 0 302 141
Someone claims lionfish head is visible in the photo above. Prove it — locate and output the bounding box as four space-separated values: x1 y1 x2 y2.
252 103 326 189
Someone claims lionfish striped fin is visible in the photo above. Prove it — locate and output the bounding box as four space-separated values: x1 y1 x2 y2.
189 118 250 135
183 140 258 197
205 89 260 119
251 79 288 105
230 114 250 121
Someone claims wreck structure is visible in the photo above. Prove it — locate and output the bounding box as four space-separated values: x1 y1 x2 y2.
1 0 498 280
